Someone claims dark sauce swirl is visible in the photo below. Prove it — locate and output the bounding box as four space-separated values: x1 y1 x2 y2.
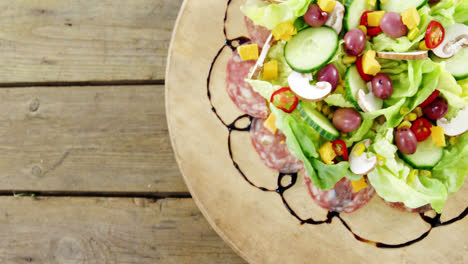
205 0 467 248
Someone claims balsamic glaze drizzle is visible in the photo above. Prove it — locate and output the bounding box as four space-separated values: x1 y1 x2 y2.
205 0 468 248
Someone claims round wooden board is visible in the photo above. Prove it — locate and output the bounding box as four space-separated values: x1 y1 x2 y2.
165 1 468 263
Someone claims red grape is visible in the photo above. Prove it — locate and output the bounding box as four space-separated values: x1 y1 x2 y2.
422 97 448 120
304 4 328 27
371 73 393 99
380 12 407 39
332 108 362 132
344 28 366 56
317 64 339 92
395 128 417 154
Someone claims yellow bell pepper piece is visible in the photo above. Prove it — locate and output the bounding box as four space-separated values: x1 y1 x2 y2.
318 0 336 13
272 21 297 41
319 142 336 165
431 126 446 147
237 44 259 61
362 50 381 76
263 113 277 134
263 60 278 81
351 177 368 192
367 11 386 27
402 7 420 30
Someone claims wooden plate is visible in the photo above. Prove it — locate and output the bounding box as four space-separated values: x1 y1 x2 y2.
165 1 468 263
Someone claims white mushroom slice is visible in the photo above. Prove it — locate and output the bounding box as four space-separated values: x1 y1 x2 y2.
287 71 332 102
432 23 468 59
376 51 428 60
357 89 383 112
325 2 345 35
349 139 377 176
436 107 468 136
248 33 274 79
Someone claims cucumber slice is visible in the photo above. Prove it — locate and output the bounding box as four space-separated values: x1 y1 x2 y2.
400 137 444 169
284 27 338 73
380 0 428 13
431 47 468 80
297 102 339 141
344 0 376 31
345 65 367 111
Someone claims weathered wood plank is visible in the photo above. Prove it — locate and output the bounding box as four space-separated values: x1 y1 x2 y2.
0 0 182 83
0 197 245 264
0 85 186 193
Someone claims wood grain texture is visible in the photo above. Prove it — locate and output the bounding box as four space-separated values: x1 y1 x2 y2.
0 85 186 193
0 0 182 83
0 196 245 264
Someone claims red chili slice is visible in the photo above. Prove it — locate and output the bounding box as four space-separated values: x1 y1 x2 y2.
367 26 383 37
332 139 348 161
356 56 372 82
270 87 299 113
360 11 373 27
419 89 440 107
425 21 445 49
410 118 432 142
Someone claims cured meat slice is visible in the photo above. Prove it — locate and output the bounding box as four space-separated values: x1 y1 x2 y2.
383 200 432 213
244 16 271 47
226 49 269 119
302 169 375 213
250 118 303 173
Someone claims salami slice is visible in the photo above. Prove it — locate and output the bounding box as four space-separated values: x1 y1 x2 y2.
383 200 432 213
250 118 303 173
302 169 375 213
226 49 269 119
244 16 271 47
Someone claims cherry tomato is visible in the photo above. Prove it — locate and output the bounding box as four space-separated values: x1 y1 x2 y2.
331 139 348 161
419 89 440 107
425 21 445 49
360 11 373 27
270 87 299 113
356 56 372 82
367 26 383 37
410 118 432 142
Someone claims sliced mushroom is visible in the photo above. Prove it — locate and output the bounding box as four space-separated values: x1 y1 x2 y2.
436 107 468 136
248 33 274 79
432 23 468 59
376 51 428 60
349 139 377 176
357 89 383 112
287 71 332 102
325 1 345 35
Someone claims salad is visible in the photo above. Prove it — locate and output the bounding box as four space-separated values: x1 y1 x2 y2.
228 0 468 214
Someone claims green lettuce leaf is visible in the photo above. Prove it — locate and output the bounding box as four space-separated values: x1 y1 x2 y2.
264 42 292 87
241 0 312 30
454 0 468 25
324 94 355 108
367 127 448 213
432 132 468 194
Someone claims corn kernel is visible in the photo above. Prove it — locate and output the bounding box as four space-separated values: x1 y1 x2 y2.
407 27 420 41
366 35 371 41
322 105 331 115
316 101 323 111
339 79 346 87
334 85 345 94
343 55 357 64
406 113 418 122
341 132 348 138
420 170 432 178
353 143 366 156
398 120 412 129
413 107 423 117
367 0 377 7
376 154 385 166
376 115 386 124
419 41 430 51
358 25 367 35
449 136 458 145
327 113 334 120
407 169 419 184
400 107 410 115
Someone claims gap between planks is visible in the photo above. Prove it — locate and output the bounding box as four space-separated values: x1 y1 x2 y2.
6 190 191 199
0 79 164 88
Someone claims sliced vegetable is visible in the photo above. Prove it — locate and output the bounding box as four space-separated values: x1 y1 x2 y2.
349 139 377 175
419 89 440 107
431 23 468 59
425 20 445 49
431 47 468 80
367 26 383 36
344 0 376 31
436 107 468 136
332 139 349 160
355 56 372 82
410 118 432 142
380 0 427 13
270 87 299 113
287 71 332 102
375 51 428 60
298 101 340 140
400 137 443 169
345 65 368 110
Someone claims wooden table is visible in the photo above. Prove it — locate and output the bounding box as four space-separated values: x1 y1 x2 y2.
0 1 245 263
